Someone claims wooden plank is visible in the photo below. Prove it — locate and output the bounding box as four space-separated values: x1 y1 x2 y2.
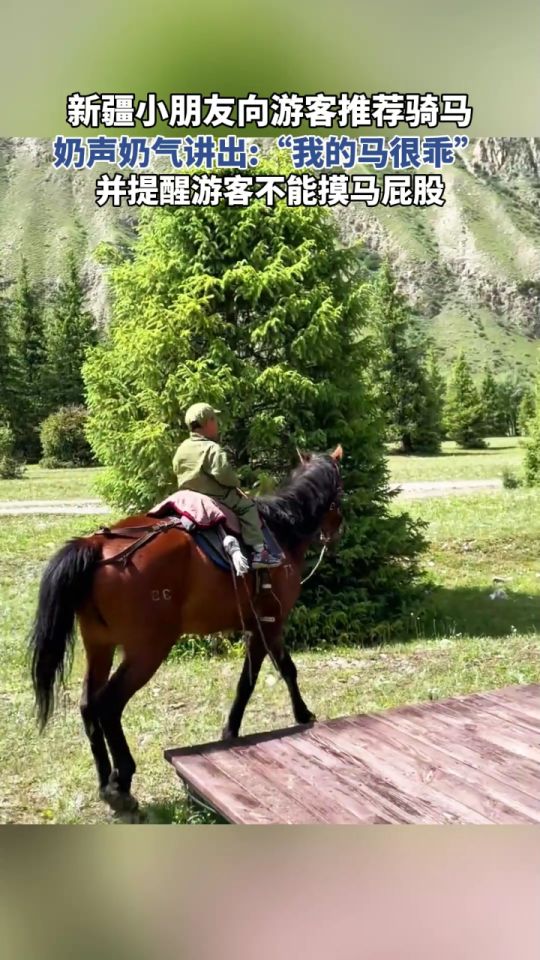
164 722 317 760
169 728 352 823
384 684 540 724
309 720 496 824
377 704 539 795
422 701 540 764
168 751 277 824
447 691 540 734
248 734 408 823
165 684 540 825
314 717 522 824
388 712 538 798
237 741 363 823
371 711 540 812
169 748 324 824
478 690 540 724
208 742 335 823
278 735 395 824
362 715 539 822
304 726 457 824
472 699 540 734
492 684 540 713
168 729 334 824
292 726 489 824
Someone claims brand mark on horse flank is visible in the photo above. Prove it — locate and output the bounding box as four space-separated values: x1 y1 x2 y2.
152 588 172 601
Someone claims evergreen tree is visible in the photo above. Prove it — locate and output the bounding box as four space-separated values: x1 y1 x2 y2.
518 386 536 436
11 259 47 459
84 158 427 643
426 347 446 419
0 293 16 425
0 421 25 479
444 353 485 448
523 366 540 482
369 265 442 454
46 252 97 409
480 365 505 436
415 348 445 451
497 372 528 437
524 374 540 483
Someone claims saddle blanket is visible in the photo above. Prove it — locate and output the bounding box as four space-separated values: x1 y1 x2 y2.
148 490 241 534
147 490 283 571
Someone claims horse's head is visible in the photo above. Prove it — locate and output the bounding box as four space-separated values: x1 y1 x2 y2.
295 444 344 546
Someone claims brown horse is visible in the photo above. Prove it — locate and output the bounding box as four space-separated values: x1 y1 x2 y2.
29 447 343 813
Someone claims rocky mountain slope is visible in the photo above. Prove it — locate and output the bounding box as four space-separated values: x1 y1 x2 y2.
0 138 133 323
336 138 540 373
1 137 539 373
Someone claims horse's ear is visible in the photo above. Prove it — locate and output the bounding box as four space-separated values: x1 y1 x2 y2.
330 444 344 461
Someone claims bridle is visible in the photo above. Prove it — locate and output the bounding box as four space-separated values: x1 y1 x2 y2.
301 459 343 583
321 457 343 539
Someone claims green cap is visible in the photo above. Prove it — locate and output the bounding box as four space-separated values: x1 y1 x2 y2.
184 402 221 428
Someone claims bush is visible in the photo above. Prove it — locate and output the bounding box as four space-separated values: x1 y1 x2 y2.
39 406 94 468
0 422 25 479
502 468 520 490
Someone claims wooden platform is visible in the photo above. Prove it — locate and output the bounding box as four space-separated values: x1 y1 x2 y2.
165 683 540 824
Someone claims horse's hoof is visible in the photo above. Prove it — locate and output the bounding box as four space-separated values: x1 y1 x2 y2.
221 726 238 741
123 808 147 824
100 785 139 814
298 712 317 725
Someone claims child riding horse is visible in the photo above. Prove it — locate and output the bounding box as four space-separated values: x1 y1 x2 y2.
29 447 343 814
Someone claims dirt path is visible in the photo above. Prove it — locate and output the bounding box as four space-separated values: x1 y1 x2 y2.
392 478 502 500
0 479 503 515
0 499 111 516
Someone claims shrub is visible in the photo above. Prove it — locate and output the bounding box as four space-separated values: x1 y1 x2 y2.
39 406 94 468
502 467 520 490
0 422 25 479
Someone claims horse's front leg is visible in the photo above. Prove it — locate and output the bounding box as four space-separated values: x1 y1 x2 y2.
277 647 316 726
222 633 266 739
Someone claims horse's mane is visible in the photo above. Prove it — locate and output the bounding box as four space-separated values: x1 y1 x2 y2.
257 454 340 549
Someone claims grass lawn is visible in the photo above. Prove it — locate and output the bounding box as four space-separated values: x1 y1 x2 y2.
1 487 539 824
0 438 526 503
387 437 524 484
399 490 540 639
0 465 105 501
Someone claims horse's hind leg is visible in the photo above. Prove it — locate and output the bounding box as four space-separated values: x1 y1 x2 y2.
96 648 168 812
80 644 114 792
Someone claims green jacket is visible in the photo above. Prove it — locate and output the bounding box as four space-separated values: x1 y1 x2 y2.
172 433 240 497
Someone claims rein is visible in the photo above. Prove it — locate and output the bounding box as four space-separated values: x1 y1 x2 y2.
300 542 328 585
298 463 341 586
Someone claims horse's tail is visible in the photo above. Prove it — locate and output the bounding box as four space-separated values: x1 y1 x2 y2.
29 537 102 730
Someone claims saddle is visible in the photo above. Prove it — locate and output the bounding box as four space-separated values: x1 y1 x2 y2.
149 490 282 573
97 491 283 575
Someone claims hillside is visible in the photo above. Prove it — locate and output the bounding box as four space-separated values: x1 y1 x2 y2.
336 138 540 374
0 138 134 323
1 137 539 372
